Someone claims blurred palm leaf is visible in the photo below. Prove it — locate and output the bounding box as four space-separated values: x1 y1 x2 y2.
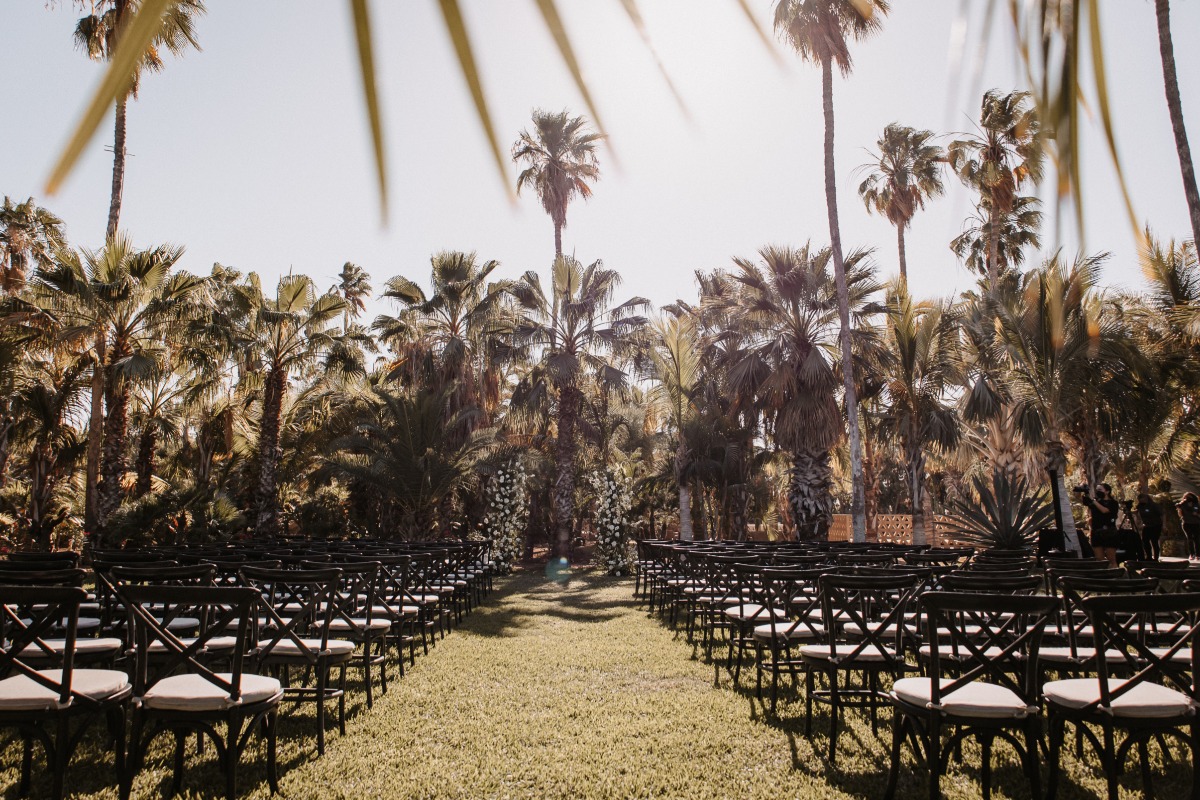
45 0 773 219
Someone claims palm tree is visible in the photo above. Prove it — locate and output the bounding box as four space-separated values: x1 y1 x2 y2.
950 195 1042 277
374 251 513 426
35 235 205 535
718 244 880 540
948 89 1043 289
877 283 959 545
993 253 1132 554
511 256 648 558
512 110 603 259
648 314 701 541
857 124 945 283
242 274 346 537
1154 0 1200 247
332 262 372 334
773 0 888 543
0 197 66 295
73 0 205 241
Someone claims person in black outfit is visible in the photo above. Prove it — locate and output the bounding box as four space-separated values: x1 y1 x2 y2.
1178 492 1200 559
1136 492 1163 561
1084 483 1121 566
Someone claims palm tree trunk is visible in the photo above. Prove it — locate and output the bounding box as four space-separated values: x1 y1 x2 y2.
1155 0 1200 247
1045 440 1081 555
863 424 879 540
986 203 1001 290
85 337 105 533
909 448 927 547
134 427 157 497
678 482 693 542
789 446 833 541
255 367 287 538
97 380 130 531
896 225 908 284
554 221 563 259
820 56 867 543
28 444 55 552
106 92 128 242
553 383 580 558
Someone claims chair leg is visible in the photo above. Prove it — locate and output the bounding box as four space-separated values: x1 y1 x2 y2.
19 733 33 797
266 710 280 795
1024 718 1042 800
108 706 128 791
363 648 374 709
1137 739 1153 799
339 665 348 736
172 729 187 795
927 718 942 800
51 717 70 800
884 712 905 800
1047 715 1064 800
224 719 240 800
980 734 993 800
1191 722 1200 800
1104 726 1118 800
828 673 840 763
316 667 328 756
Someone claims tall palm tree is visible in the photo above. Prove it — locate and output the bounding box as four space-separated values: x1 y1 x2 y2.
857 124 945 283
511 256 648 557
332 262 371 334
773 0 888 543
948 89 1043 289
1154 0 1200 247
0 197 66 296
877 283 959 545
73 0 205 242
512 110 603 259
718 244 880 540
648 314 701 542
950 195 1042 277
242 274 346 537
35 235 205 535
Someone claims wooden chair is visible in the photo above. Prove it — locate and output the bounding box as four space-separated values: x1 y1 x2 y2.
0 585 131 800
120 585 281 800
886 591 1058 800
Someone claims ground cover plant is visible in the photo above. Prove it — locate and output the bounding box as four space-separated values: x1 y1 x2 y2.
2 569 1189 799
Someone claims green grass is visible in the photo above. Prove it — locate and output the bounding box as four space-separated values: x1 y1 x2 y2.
1 570 1193 798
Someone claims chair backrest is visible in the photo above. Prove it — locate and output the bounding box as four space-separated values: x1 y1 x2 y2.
818 572 921 667
0 585 87 706
239 566 342 663
1083 592 1200 711
309 560 380 636
759 567 826 638
7 551 80 566
120 584 259 702
1044 557 1112 572
921 591 1059 708
0 558 82 572
940 572 1042 594
0 567 85 586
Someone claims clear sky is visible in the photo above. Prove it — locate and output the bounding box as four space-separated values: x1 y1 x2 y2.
3 1 1198 315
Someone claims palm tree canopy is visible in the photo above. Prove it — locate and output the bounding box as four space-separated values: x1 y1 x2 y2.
773 0 889 75
0 197 66 295
951 195 1043 276
511 110 603 230
858 124 945 230
73 0 205 97
949 89 1044 216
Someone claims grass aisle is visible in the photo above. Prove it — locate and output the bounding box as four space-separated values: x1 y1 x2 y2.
5 569 1191 798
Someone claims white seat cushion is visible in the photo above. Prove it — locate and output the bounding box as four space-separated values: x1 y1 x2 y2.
893 677 1032 719
800 643 897 663
142 673 282 711
262 638 356 657
1037 646 1124 664
147 636 238 653
1043 678 1195 719
328 618 391 633
723 604 785 622
753 622 824 642
0 669 128 710
18 637 123 658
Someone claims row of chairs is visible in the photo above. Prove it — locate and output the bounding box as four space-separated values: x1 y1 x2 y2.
0 539 495 800
636 539 1200 800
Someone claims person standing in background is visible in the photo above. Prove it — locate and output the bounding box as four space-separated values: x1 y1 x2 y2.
1178 492 1200 559
1137 492 1163 561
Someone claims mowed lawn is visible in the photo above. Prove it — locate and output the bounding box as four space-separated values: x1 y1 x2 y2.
2 569 1192 799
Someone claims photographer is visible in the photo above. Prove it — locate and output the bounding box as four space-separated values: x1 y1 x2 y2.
1177 492 1200 559
1077 483 1120 566
1136 492 1163 561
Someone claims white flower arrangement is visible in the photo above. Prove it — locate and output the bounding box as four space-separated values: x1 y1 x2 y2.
590 470 633 576
484 461 528 575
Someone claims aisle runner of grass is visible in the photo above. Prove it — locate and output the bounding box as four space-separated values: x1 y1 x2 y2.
3 569 1191 798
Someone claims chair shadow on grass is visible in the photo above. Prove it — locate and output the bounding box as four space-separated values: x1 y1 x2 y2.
716 663 1197 800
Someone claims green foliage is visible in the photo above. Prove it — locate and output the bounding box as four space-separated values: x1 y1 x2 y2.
942 469 1055 550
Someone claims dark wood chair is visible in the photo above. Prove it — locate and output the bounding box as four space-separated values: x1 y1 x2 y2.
0 585 131 800
120 584 281 800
